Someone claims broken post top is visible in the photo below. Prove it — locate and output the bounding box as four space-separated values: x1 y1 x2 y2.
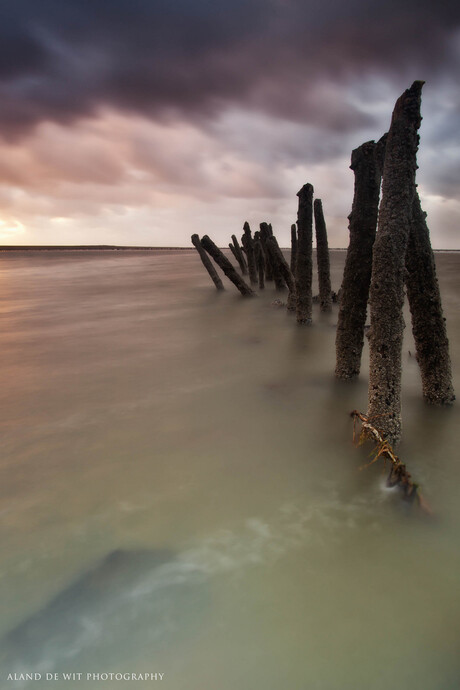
314 198 323 212
350 133 387 174
381 82 424 179
297 184 314 220
297 183 314 199
259 222 274 240
391 80 425 130
350 140 377 171
243 221 251 233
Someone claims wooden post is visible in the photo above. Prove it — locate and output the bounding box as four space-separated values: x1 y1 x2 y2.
231 234 248 274
259 222 274 281
260 223 285 291
191 234 224 291
253 231 265 289
405 190 455 404
313 199 332 312
200 235 256 297
290 224 297 274
367 81 424 444
295 184 314 325
335 135 386 378
229 243 240 265
241 222 258 286
267 236 296 311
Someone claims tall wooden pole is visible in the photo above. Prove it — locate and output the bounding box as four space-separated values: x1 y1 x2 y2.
313 199 332 313
335 135 386 378
405 191 455 404
295 184 314 325
367 81 424 444
241 222 258 286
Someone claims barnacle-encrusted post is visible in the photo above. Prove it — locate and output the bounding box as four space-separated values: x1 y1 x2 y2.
295 183 314 325
405 191 455 404
313 199 332 313
367 81 424 444
335 135 386 378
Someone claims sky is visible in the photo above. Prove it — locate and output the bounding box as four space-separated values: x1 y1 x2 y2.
0 0 459 248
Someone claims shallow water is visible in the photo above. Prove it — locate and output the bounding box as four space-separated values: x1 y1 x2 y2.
0 249 459 689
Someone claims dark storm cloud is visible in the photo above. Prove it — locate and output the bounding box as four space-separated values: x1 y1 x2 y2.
1 0 460 138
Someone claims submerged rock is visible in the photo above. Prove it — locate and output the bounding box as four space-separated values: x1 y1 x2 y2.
2 548 207 677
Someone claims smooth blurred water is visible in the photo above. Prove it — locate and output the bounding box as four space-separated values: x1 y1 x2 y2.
0 249 459 690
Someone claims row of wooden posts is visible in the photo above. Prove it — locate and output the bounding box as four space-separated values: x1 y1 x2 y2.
192 81 454 446
191 188 332 323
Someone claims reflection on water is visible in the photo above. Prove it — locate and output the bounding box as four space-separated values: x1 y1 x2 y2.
0 249 459 690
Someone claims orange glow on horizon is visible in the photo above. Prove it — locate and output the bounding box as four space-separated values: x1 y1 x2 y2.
0 218 26 242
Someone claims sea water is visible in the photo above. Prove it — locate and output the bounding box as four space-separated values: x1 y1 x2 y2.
0 249 459 690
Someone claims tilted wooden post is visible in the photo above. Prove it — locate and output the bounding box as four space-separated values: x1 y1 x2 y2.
191 234 225 291
313 199 332 312
367 81 424 444
267 236 296 311
335 135 386 378
200 235 256 297
405 191 455 404
260 223 285 291
231 234 248 274
295 184 314 324
290 224 297 274
241 222 258 286
229 243 240 265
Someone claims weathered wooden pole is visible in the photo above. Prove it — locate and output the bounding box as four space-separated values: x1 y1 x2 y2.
229 243 240 265
241 222 258 286
295 184 314 325
260 223 285 291
290 224 297 274
259 223 274 281
405 190 455 404
191 234 225 291
335 135 386 378
254 231 265 289
267 236 296 311
231 234 248 274
200 235 256 297
367 81 425 445
313 199 332 312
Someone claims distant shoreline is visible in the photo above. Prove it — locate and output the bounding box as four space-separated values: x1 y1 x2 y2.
0 245 195 252
0 245 457 252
